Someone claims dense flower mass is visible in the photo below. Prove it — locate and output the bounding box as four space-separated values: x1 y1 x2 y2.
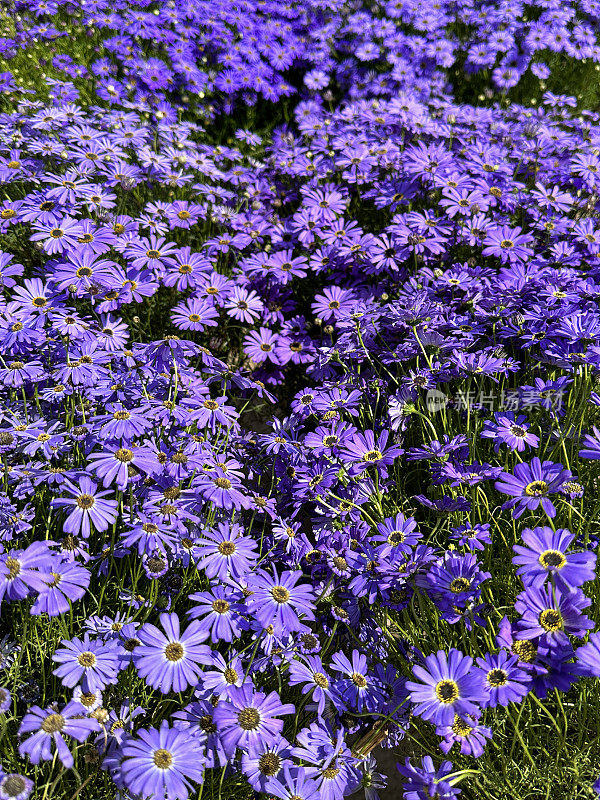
0 1 600 799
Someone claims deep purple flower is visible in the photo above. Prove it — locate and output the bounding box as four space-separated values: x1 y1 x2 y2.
406 649 487 726
515 585 593 647
31 561 90 616
0 772 33 800
51 476 118 538
474 650 530 708
512 526 596 590
495 457 571 518
397 756 461 800
247 568 315 635
213 684 294 757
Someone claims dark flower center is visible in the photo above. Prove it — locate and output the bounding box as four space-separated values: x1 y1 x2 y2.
512 639 537 662
525 480 548 497
539 608 562 632
435 679 460 703
218 541 236 555
539 549 566 569
258 753 281 776
115 448 134 462
271 586 290 603
237 707 261 731
451 715 473 736
212 599 230 614
450 577 471 593
224 668 238 684
41 713 65 733
3 776 27 796
200 714 217 733
487 668 508 687
313 672 329 688
77 651 97 668
153 749 173 769
76 493 95 510
214 477 232 489
164 642 185 661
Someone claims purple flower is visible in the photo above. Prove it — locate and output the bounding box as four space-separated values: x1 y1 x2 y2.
512 526 596 591
193 522 258 580
340 429 403 477
435 713 492 757
121 721 205 800
88 445 158 490
244 327 280 364
288 655 341 716
19 702 99 768
134 613 211 693
0 772 33 800
406 649 487 726
213 684 294 757
31 561 90 616
266 766 321 800
247 568 315 635
579 427 600 459
515 585 593 647
187 585 249 642
474 650 530 708
241 735 292 792
397 756 461 800
51 476 118 538
495 457 571 518
481 413 539 452
52 634 120 692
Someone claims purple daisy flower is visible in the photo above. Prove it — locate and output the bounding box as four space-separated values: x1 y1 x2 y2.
52 634 120 693
51 476 118 538
436 713 492 757
134 612 211 693
87 445 158 490
494 457 571 518
512 526 596 591
515 585 593 647
19 701 99 769
579 427 600 459
187 585 249 643
247 568 315 635
0 772 33 800
31 561 90 616
474 650 530 708
266 766 321 800
120 721 205 800
481 413 539 452
406 649 487 726
397 756 461 800
213 684 295 757
193 522 258 580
